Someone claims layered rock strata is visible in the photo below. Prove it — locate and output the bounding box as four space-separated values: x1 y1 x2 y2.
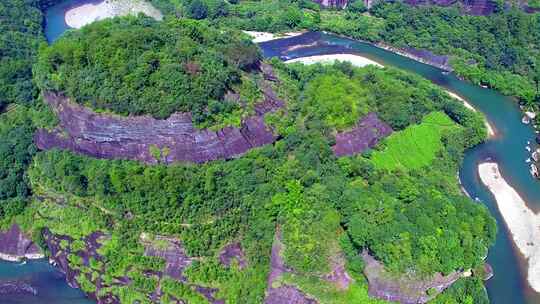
35 66 284 164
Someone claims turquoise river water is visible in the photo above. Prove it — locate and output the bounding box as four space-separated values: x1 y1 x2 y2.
0 2 537 303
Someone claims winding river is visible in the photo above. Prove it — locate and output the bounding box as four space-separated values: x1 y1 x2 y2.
259 32 540 304
1 2 537 303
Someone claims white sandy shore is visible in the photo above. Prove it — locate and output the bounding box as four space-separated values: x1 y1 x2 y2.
0 252 44 262
284 54 383 68
282 53 495 138
478 162 540 293
65 0 162 29
243 31 305 43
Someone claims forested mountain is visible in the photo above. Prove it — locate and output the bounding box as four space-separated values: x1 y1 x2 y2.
0 0 527 303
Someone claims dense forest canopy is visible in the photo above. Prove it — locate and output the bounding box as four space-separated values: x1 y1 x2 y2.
18 54 496 302
0 0 44 109
0 0 510 303
34 16 261 123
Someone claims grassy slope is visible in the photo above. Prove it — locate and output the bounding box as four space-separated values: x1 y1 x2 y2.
371 112 458 170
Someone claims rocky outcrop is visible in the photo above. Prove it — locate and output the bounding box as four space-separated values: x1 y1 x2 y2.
141 233 194 282
403 0 499 15
219 242 247 269
333 113 393 157
266 285 318 304
140 233 225 304
403 47 452 70
362 251 462 304
35 65 284 164
264 228 318 304
43 228 121 304
312 0 349 8
0 224 43 262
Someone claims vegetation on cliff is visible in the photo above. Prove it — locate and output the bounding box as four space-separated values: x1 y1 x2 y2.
15 58 495 303
371 2 540 103
150 0 540 106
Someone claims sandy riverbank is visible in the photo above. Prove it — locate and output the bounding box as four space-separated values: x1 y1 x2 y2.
444 90 496 138
478 162 540 293
243 31 305 43
284 53 383 68
282 53 494 137
65 0 162 29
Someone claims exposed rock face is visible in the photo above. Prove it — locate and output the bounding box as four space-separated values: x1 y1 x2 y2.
0 280 38 296
312 0 349 8
35 65 284 164
362 251 462 304
264 228 318 304
43 228 121 304
322 255 352 290
141 234 194 282
332 113 393 157
403 0 498 15
219 242 247 269
140 233 226 304
266 285 318 304
0 224 43 261
403 47 452 70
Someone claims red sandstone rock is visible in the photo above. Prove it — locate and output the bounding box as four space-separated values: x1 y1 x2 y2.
312 0 349 8
362 251 462 304
35 88 283 164
219 242 247 269
332 112 393 157
0 224 42 261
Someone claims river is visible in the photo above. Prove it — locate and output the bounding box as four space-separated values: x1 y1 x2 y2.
1 2 536 303
259 31 540 304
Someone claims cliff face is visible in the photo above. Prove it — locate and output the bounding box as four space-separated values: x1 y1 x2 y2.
0 224 43 261
35 64 284 164
362 251 463 303
403 0 498 15
264 228 318 304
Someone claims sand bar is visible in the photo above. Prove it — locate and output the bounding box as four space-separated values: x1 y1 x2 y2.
65 0 162 29
478 162 540 292
243 31 304 43
284 53 383 68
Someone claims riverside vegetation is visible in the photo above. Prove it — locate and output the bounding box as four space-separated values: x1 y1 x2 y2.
148 0 540 106
0 0 502 303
